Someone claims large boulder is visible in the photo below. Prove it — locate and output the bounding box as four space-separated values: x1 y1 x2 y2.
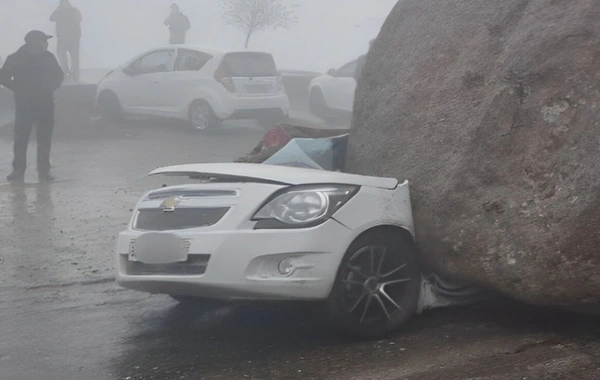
347 0 600 310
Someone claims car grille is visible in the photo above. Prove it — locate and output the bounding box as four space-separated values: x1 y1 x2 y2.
135 207 229 231
123 254 210 276
147 189 237 200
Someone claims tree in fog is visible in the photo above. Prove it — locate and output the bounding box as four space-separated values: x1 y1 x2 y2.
222 0 298 48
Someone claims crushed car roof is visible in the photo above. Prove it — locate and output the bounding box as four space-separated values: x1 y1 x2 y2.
150 163 399 189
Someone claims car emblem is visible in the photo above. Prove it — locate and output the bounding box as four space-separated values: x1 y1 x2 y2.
160 196 182 212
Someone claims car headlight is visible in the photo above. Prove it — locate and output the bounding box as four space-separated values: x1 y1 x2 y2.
252 185 359 229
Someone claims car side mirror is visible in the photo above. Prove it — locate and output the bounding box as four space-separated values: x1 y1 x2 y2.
327 68 336 76
123 67 136 77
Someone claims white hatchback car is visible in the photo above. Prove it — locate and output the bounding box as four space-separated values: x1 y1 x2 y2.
95 46 290 131
116 163 425 337
308 59 358 122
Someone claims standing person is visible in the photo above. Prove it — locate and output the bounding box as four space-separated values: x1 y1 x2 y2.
0 31 64 183
165 4 191 44
50 0 82 82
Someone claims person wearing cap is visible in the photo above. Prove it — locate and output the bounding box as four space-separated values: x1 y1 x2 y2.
165 4 191 44
0 31 64 183
50 0 82 82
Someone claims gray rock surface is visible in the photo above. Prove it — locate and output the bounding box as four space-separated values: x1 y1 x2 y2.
347 0 600 309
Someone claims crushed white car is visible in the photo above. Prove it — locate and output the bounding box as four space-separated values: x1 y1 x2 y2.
116 163 486 337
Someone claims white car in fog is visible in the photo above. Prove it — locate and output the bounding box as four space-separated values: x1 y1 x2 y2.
308 59 358 122
95 46 290 131
116 163 424 337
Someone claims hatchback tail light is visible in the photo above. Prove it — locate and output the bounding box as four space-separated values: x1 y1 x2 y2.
214 69 236 93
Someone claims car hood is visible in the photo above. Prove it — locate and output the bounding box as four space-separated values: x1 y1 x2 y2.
149 163 399 189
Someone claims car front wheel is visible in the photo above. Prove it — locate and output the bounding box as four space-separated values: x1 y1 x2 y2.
327 230 422 338
96 91 124 122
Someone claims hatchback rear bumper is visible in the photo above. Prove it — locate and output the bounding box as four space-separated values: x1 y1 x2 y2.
213 94 290 120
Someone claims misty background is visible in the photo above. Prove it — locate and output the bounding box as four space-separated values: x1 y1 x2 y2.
0 0 397 73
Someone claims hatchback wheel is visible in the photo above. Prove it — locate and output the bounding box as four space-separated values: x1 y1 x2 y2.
327 230 421 338
188 101 218 131
97 91 124 122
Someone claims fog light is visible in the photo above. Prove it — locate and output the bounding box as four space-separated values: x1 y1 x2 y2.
278 258 296 276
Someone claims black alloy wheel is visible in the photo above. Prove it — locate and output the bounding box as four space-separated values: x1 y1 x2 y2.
328 230 421 338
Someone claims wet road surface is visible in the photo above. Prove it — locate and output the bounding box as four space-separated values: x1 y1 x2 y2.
0 114 599 380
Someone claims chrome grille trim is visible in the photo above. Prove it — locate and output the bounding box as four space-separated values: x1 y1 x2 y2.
147 189 238 200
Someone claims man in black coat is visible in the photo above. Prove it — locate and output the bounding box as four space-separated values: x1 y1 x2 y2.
0 30 64 183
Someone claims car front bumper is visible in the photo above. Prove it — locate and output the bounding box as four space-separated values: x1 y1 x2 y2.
116 219 353 301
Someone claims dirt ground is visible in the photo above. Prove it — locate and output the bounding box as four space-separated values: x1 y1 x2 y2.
0 109 598 380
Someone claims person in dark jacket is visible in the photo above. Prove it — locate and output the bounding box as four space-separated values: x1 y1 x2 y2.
50 0 82 82
165 4 191 44
0 31 64 183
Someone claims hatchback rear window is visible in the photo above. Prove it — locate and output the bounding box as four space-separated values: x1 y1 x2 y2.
220 53 277 77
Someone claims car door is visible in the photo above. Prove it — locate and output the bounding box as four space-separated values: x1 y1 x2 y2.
163 49 213 114
325 60 358 112
119 49 176 115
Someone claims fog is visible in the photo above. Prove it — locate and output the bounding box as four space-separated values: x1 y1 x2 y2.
0 0 397 72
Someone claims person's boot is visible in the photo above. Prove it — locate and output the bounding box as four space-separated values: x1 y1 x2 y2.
38 172 55 183
6 172 25 183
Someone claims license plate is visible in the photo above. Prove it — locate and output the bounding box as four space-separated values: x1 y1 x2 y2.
131 233 187 264
245 84 271 94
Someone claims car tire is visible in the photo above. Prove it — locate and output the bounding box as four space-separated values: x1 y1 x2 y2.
96 91 124 122
327 229 421 339
188 100 218 132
